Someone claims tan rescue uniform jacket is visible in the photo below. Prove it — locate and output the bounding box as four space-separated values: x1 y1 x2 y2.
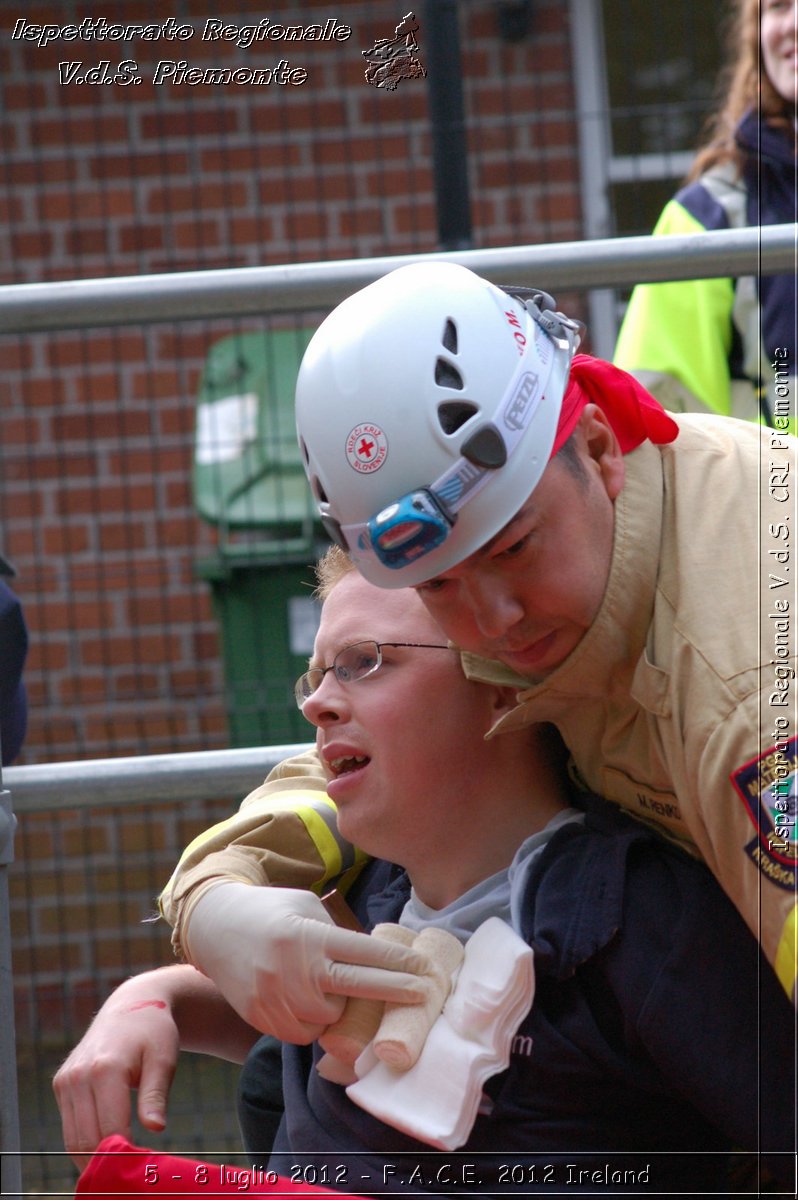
161 414 798 1000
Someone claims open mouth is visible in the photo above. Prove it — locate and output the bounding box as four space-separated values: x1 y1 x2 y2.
329 754 370 777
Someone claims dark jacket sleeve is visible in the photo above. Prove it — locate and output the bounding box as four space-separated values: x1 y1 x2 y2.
0 581 27 764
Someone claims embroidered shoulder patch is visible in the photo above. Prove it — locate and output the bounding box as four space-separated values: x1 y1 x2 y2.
732 736 797 890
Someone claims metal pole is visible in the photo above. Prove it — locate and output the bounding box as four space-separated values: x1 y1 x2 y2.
0 773 22 1200
569 0 618 359
0 224 792 334
5 744 313 813
423 0 472 249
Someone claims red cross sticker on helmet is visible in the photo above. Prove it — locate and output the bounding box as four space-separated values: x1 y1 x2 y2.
346 423 388 474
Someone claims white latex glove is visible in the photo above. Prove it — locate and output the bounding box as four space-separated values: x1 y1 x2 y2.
184 883 431 1043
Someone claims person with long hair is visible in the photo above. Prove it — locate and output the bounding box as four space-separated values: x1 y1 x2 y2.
614 0 796 423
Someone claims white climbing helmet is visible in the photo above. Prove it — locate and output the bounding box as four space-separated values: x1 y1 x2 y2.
296 260 581 588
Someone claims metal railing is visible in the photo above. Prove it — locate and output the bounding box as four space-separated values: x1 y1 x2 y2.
2 224 796 1196
4 745 315 1199
0 224 793 333
5 744 313 814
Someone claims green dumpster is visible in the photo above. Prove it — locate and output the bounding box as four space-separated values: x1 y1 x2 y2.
193 327 327 747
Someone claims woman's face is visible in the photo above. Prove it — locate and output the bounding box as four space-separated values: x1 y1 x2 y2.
761 0 798 104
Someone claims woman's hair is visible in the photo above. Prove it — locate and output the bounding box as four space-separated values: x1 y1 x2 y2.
689 0 795 180
314 543 356 601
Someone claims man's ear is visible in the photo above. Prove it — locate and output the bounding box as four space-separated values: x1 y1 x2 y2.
578 404 625 500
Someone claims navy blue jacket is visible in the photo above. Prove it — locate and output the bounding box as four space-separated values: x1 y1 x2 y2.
261 804 794 1196
0 580 27 764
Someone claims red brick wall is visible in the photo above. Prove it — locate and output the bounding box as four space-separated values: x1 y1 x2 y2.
0 0 582 764
12 796 233 1040
2 3 585 1167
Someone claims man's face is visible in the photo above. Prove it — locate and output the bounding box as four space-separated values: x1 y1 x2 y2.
301 572 504 864
415 419 623 679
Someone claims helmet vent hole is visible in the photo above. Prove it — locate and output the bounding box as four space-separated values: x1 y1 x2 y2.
438 400 479 435
311 475 328 504
441 318 458 354
299 436 310 466
435 358 464 390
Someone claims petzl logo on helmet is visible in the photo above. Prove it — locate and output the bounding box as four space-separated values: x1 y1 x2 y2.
502 371 540 432
346 423 388 474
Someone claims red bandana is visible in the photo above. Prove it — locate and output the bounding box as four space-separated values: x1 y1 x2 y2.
551 354 679 457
